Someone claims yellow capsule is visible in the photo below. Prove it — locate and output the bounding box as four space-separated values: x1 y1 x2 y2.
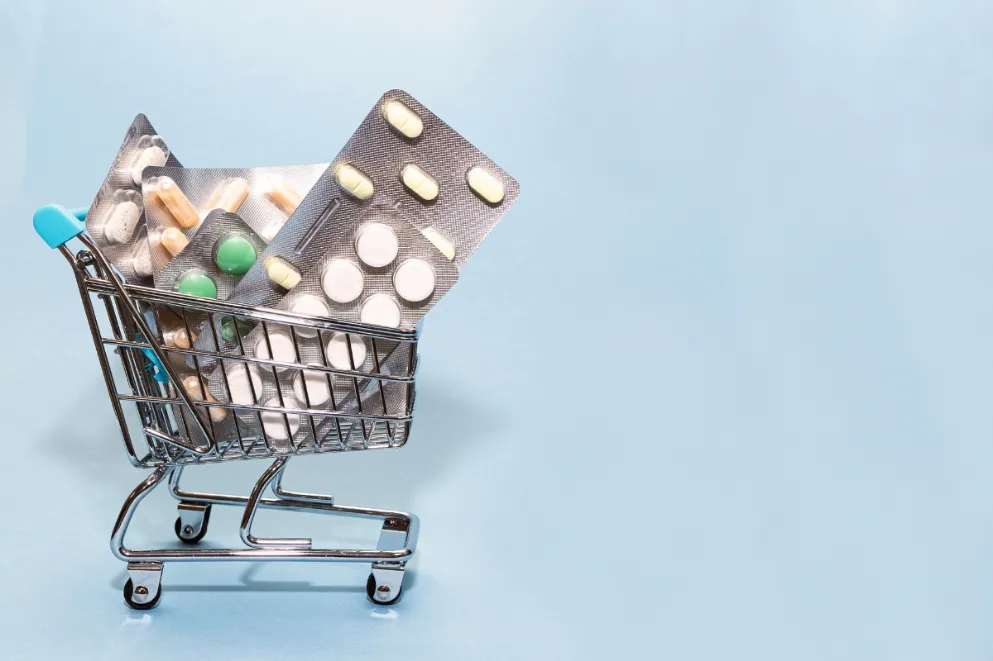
466 166 505 204
333 164 375 200
263 176 303 216
151 177 199 228
201 177 250 216
161 227 189 257
263 256 301 290
383 100 423 138
400 163 440 201
420 227 456 261
182 375 227 422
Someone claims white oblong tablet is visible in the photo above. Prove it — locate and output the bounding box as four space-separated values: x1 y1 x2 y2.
401 163 440 201
321 259 364 304
393 258 436 303
334 164 375 200
421 227 456 261
103 200 142 244
253 327 297 370
359 294 401 328
288 294 330 338
383 100 423 138
130 145 168 185
292 370 332 406
466 166 505 204
261 396 301 441
325 333 368 371
225 363 263 406
131 240 154 277
354 223 399 268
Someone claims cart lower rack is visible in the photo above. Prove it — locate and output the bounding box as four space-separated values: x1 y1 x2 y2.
34 204 420 609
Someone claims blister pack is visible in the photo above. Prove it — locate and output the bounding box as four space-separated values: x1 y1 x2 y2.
153 210 266 301
83 115 181 283
224 89 519 314
141 164 327 276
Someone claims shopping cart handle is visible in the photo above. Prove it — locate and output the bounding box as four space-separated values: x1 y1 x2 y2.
34 204 88 248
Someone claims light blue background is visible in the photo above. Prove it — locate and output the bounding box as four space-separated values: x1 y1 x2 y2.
1 1 991 659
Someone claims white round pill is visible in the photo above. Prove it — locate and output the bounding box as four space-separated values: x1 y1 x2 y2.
321 259 364 304
224 363 262 406
325 333 368 371
359 294 401 328
260 396 300 441
292 370 332 406
354 223 399 268
288 294 330 337
393 258 436 303
253 327 296 370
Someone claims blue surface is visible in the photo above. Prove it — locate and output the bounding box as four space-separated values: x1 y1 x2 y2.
2 1 992 660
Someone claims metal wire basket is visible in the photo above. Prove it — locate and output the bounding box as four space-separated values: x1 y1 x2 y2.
34 204 420 609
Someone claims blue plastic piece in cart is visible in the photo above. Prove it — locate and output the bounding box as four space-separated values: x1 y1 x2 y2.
33 205 88 248
136 333 170 383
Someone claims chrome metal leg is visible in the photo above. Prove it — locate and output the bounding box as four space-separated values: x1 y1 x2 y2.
240 458 312 549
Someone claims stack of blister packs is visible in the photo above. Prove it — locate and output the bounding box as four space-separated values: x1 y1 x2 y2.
83 90 519 450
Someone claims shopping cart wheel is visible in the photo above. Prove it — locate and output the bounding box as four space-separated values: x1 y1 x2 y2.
123 562 163 610
366 566 404 606
174 502 212 544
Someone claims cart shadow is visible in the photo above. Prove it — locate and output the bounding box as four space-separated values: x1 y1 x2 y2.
109 564 419 595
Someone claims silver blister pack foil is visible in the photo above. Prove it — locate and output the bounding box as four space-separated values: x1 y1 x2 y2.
141 164 327 277
154 210 266 300
83 115 181 284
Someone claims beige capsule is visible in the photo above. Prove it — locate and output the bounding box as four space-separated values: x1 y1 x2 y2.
182 375 227 422
161 227 189 257
151 177 199 228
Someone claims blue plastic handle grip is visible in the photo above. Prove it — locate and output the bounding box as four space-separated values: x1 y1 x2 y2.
34 204 88 248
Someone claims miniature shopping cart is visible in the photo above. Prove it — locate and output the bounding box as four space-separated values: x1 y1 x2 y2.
34 204 420 610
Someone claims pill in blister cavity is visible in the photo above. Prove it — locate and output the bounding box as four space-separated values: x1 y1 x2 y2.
420 227 456 261
201 177 249 216
131 240 154 277
103 199 142 245
326 333 367 371
354 223 398 268
220 316 253 344
466 166 505 204
360 294 401 328
161 227 190 257
213 233 257 275
263 176 304 216
293 370 331 406
162 327 194 350
260 218 287 242
288 294 330 338
321 259 364 304
261 396 300 440
263 256 301 290
182 375 227 422
401 164 440 201
393 258 436 303
176 270 217 299
254 328 296 370
225 363 262 406
383 100 423 138
128 136 169 185
334 164 375 200
151 177 199 228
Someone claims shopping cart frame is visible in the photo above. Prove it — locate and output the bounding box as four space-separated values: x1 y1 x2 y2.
34 204 420 609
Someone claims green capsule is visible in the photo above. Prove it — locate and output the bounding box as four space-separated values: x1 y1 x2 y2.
214 233 257 275
176 270 217 299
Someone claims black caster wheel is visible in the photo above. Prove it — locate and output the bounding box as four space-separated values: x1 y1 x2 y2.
174 504 212 544
367 573 403 606
123 578 161 610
